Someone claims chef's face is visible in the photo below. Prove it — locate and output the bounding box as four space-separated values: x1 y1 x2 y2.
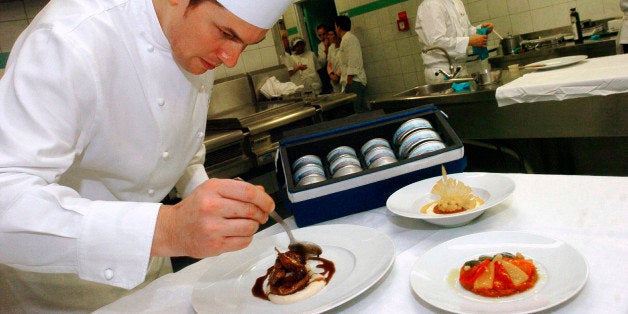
159 0 267 74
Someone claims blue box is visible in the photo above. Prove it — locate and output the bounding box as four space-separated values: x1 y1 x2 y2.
276 105 466 227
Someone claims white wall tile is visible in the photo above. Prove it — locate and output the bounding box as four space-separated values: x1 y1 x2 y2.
510 11 534 34
0 1 27 22
0 20 28 52
487 0 510 18
467 0 490 22
507 0 530 14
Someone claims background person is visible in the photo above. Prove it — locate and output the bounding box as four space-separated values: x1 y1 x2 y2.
618 0 628 53
0 0 292 311
315 24 333 94
326 29 342 93
285 36 322 95
415 0 493 83
334 15 368 113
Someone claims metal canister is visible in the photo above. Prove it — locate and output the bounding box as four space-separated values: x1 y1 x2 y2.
360 138 392 157
292 154 323 172
407 140 446 159
329 155 362 176
293 163 326 186
398 129 442 159
393 118 433 145
332 164 363 178
297 173 327 187
364 145 397 169
326 145 358 164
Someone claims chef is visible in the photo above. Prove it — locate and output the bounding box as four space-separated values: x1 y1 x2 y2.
0 0 292 311
415 0 493 83
619 0 628 53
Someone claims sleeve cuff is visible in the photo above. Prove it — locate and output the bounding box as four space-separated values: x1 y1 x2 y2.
78 201 160 289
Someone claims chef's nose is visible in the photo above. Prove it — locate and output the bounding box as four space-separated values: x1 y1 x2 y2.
218 41 245 68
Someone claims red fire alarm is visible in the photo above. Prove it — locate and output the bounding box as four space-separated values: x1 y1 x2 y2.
397 11 410 31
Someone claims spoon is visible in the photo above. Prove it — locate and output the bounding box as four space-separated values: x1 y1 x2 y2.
233 177 323 256
269 211 323 256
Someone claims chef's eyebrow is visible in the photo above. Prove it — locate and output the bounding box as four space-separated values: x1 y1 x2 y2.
222 26 266 46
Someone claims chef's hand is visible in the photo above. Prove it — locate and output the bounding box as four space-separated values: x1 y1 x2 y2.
469 34 488 47
481 22 494 34
151 178 275 258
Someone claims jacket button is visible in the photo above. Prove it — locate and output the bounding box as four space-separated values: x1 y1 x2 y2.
148 189 155 196
161 151 169 159
104 268 114 280
147 45 154 52
157 98 165 106
196 131 204 138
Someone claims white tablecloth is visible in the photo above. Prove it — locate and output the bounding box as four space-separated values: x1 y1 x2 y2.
495 54 628 107
96 173 628 313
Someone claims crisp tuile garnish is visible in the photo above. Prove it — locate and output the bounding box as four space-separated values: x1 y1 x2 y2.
420 166 484 214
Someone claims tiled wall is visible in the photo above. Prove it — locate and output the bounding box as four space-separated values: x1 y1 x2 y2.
1 0 624 97
0 0 283 79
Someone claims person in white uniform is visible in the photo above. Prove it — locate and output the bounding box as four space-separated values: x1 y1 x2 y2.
618 0 628 53
286 36 322 95
0 0 292 311
415 0 493 84
335 15 368 113
326 29 342 93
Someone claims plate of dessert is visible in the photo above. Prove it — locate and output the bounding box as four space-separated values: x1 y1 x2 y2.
410 231 588 313
191 224 395 314
386 168 515 227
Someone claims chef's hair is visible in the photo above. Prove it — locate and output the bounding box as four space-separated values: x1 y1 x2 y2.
334 15 351 31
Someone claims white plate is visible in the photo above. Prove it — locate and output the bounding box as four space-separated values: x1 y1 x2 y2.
191 224 395 314
386 172 515 227
411 231 588 314
525 55 588 70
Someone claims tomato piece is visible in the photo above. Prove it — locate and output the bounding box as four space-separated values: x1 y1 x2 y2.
459 259 490 288
492 261 514 290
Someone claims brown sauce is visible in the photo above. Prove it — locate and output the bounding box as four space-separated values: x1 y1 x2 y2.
252 256 335 301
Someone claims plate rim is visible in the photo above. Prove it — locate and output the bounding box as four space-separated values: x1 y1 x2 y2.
410 230 589 314
191 224 395 314
386 172 515 221
525 55 588 70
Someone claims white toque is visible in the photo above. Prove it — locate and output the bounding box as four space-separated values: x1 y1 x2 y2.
217 0 293 29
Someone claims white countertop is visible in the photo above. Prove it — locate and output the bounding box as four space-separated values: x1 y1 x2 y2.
495 54 628 107
96 173 628 313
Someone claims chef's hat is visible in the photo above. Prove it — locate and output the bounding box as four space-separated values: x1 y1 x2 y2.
290 36 305 48
217 0 293 29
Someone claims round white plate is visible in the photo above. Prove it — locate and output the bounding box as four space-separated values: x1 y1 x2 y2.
410 231 588 314
191 224 395 314
525 55 588 70
386 172 515 227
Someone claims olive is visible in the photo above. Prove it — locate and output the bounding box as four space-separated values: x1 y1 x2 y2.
478 255 492 261
464 260 480 267
499 252 515 259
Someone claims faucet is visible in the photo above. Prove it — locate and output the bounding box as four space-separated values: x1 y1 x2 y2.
422 46 462 80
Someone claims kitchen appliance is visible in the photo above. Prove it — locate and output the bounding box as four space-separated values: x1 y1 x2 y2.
500 34 522 55
520 34 566 51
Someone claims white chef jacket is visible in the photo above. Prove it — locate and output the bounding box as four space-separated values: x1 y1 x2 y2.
338 31 367 91
0 0 212 310
287 50 322 93
619 0 628 48
327 44 342 92
317 41 328 65
415 0 477 82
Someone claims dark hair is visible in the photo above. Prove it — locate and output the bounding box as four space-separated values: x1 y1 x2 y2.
334 15 351 31
316 24 330 32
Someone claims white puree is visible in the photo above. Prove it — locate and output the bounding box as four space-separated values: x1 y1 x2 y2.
267 270 326 304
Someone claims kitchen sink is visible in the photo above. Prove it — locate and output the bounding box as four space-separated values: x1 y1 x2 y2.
394 79 476 98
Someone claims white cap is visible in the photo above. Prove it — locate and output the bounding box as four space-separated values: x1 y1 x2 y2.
217 0 293 29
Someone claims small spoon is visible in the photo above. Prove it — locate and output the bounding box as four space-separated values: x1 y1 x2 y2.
269 211 323 256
